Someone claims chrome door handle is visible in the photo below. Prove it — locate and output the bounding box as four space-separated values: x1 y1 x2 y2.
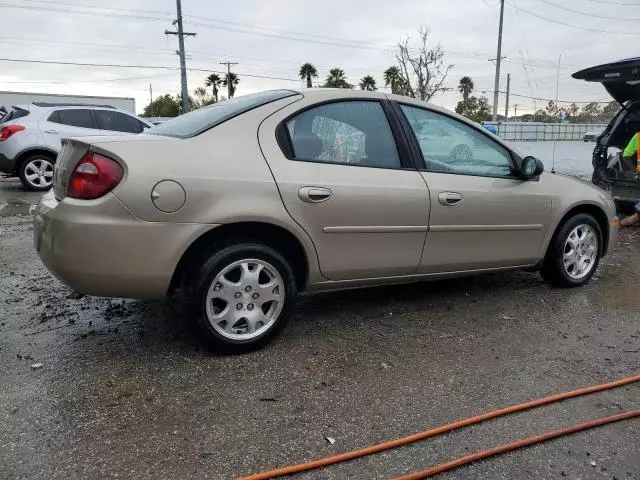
298 187 333 203
438 192 463 206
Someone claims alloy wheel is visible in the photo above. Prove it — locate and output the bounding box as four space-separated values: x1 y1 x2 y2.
563 224 598 280
205 259 285 340
24 158 54 189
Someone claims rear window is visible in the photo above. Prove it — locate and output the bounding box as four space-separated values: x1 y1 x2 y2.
147 90 298 139
0 107 29 124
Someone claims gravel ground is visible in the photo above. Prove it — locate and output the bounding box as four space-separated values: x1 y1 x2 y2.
1 177 639 480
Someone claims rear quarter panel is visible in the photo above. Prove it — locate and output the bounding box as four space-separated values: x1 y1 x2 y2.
90 95 324 285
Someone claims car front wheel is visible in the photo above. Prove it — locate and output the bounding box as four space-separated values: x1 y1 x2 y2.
542 213 602 288
192 243 297 353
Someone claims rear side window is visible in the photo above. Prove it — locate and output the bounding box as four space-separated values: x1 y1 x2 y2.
284 101 401 169
148 90 298 139
50 109 94 129
0 107 29 124
95 110 143 133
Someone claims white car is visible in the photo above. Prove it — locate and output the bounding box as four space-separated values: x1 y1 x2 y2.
0 103 152 190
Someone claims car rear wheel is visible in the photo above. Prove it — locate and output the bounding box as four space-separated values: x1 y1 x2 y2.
192 243 297 353
541 213 602 288
18 155 55 191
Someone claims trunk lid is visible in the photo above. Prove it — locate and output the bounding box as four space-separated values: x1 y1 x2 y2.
52 134 170 200
572 57 640 105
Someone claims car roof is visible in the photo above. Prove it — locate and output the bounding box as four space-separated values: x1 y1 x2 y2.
572 58 640 105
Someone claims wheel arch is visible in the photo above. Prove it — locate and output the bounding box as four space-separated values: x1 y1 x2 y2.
169 221 311 295
14 147 58 175
542 203 611 263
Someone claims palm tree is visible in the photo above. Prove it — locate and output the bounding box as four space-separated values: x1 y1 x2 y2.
223 72 239 98
458 76 474 111
205 73 222 102
299 63 318 88
384 66 404 95
324 68 351 88
359 75 377 91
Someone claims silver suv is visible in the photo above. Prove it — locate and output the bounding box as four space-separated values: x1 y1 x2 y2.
0 102 152 190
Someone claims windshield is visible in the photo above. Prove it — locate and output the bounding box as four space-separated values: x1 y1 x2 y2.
147 90 298 139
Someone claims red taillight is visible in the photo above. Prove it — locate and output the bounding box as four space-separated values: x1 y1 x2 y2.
0 124 25 142
67 152 123 199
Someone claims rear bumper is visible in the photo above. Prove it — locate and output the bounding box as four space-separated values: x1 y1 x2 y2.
33 191 213 299
0 151 16 174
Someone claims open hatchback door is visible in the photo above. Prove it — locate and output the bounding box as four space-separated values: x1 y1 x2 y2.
573 58 640 206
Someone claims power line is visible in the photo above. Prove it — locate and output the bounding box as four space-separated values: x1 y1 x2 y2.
508 2 640 34
582 0 640 5
0 74 176 84
0 57 303 82
535 0 640 20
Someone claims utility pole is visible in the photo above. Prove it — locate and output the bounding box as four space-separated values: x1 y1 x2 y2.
165 0 196 114
220 61 238 99
149 84 153 115
514 104 519 118
504 73 510 121
492 0 505 121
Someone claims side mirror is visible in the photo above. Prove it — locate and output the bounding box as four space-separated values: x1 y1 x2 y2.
521 156 544 179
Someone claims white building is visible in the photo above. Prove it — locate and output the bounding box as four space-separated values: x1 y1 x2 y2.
0 91 135 113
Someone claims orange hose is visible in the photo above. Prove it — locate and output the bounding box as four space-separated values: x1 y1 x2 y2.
238 374 640 480
393 410 640 480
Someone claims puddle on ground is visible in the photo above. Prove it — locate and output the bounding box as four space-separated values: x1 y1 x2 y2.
0 199 32 217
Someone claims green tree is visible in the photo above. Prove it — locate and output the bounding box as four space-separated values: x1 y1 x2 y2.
384 66 405 95
324 68 351 88
359 75 377 91
299 63 318 88
458 76 474 102
193 86 214 109
205 73 222 102
566 103 579 120
455 95 491 123
600 101 619 122
143 94 180 117
223 72 240 98
545 100 558 120
580 102 602 122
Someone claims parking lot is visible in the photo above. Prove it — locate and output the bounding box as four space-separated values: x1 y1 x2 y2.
1 176 639 480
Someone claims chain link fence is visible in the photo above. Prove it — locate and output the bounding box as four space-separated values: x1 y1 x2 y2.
483 122 607 142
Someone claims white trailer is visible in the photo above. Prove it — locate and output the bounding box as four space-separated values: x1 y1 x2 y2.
0 91 135 113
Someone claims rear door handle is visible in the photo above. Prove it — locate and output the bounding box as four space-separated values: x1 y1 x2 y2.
44 130 59 134
438 192 464 206
298 187 333 203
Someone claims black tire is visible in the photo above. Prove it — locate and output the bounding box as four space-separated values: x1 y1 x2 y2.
18 154 55 191
190 243 297 353
541 213 603 288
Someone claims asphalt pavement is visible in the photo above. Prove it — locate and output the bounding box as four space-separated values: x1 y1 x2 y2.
1 177 639 480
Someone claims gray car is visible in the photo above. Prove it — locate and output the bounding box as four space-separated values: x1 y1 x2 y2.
34 89 619 352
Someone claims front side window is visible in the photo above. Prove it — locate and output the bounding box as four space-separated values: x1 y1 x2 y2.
285 101 401 169
400 105 514 178
95 110 143 133
50 109 94 129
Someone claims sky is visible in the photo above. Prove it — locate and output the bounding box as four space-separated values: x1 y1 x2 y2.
0 0 636 114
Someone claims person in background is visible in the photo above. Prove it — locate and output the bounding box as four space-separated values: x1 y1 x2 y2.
619 132 640 226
